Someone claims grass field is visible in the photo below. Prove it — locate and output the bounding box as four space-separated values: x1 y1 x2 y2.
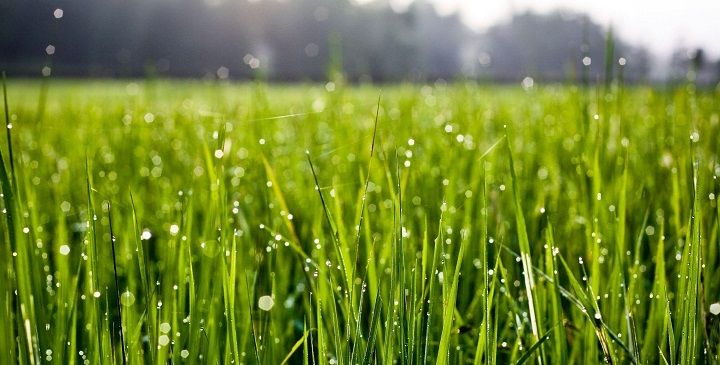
1 78 719 364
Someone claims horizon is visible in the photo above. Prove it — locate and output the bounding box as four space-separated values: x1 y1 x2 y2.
2 0 716 81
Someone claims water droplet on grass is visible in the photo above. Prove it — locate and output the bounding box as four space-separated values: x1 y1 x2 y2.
120 291 135 306
710 303 720 315
258 295 274 311
158 335 169 346
140 229 152 240
690 131 699 142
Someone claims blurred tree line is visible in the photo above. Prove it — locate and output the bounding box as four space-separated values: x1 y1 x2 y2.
0 0 681 82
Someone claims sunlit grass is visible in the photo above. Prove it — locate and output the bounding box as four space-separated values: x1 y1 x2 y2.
1 78 719 364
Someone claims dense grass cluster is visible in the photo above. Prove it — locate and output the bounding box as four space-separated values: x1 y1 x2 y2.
1 77 719 364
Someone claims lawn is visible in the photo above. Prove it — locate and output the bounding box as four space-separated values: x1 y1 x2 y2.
1 78 719 364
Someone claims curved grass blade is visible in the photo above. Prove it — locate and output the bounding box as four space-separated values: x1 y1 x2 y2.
280 328 312 365
497 240 636 363
2 72 15 179
0 72 18 364
306 150 352 294
516 325 557 365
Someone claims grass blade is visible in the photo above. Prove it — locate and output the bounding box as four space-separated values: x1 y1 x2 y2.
2 72 15 179
128 191 155 363
361 286 383 365
281 328 311 365
505 127 544 362
516 326 556 365
678 158 702 363
436 234 465 365
107 201 127 364
545 222 568 364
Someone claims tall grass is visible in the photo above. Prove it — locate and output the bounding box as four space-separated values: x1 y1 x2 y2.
0 78 718 364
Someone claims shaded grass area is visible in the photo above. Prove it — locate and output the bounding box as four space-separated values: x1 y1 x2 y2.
1 78 719 364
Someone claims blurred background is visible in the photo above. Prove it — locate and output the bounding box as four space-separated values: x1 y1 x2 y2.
1 0 718 84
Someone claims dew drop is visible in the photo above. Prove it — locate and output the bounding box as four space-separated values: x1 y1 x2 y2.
258 295 274 311
158 335 169 346
59 245 70 255
710 303 720 315
120 291 135 306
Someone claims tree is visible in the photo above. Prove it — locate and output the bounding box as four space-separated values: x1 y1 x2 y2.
475 10 650 82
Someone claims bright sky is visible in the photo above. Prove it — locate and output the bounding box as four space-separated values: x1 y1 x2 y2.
375 0 720 58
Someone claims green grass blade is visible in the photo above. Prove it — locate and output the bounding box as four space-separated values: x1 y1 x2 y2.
516 326 556 365
303 319 310 365
505 127 544 362
666 288 676 365
361 286 383 365
679 159 702 363
423 214 444 364
128 191 155 363
545 222 568 364
306 151 353 296
106 201 127 364
2 72 15 179
436 234 465 365
474 169 492 365
0 72 18 365
245 272 262 364
642 222 667 363
557 254 609 361
221 234 240 364
394 149 411 365
85 156 104 363
281 328 310 365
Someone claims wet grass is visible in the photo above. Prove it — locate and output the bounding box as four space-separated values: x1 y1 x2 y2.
1 78 719 364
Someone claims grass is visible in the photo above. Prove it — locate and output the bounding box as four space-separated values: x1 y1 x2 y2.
0 77 719 364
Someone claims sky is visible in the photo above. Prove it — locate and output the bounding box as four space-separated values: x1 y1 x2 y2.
370 0 720 58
